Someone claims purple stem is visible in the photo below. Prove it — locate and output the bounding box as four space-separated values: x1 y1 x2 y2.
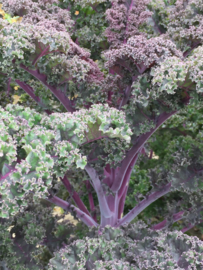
117 60 133 73
181 223 195 233
118 153 138 198
117 185 128 219
85 164 112 219
183 41 201 58
90 3 98 12
120 167 202 229
115 182 172 227
149 149 153 159
119 85 132 109
0 71 7 76
111 111 177 193
151 210 186 230
181 220 203 233
85 180 98 223
151 17 163 35
19 64 75 113
15 80 52 114
117 153 140 219
32 45 50 66
118 75 139 109
135 62 148 74
47 195 98 227
108 91 112 102
61 175 91 218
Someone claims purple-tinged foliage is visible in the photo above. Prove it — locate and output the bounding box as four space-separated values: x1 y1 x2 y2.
0 0 203 268
48 221 203 269
105 0 152 47
0 193 91 270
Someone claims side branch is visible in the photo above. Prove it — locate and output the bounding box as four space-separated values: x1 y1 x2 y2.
85 180 98 223
115 182 171 227
181 220 203 233
151 210 186 230
118 152 139 198
119 85 132 109
151 207 203 232
61 175 92 218
32 45 50 66
117 153 140 219
15 80 52 114
85 164 112 218
19 64 75 113
47 195 98 227
183 41 201 58
111 111 176 193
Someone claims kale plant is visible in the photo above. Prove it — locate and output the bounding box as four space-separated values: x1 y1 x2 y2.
0 0 203 269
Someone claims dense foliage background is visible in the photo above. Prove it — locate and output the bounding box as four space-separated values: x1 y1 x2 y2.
0 0 203 269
